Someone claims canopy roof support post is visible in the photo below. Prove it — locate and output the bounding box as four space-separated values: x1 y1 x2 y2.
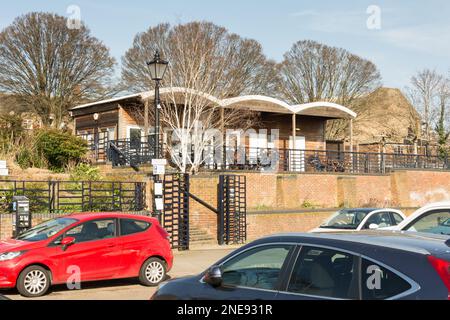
221 108 225 169
144 99 149 142
292 113 296 142
349 119 353 153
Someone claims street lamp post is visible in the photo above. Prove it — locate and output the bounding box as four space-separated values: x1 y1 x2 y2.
146 50 168 223
146 50 169 159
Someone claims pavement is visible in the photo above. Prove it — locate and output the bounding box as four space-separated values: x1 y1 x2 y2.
2 247 236 300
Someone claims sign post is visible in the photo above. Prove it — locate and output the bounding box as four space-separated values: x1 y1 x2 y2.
152 159 167 223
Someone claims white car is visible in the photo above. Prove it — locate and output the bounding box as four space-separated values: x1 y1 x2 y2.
382 201 450 236
310 208 406 233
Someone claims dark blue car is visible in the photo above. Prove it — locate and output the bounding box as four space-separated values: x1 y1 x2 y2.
152 231 450 300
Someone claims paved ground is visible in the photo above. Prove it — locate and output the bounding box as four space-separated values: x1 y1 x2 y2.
2 248 236 300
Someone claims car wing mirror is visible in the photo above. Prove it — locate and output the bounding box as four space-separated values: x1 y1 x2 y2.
204 265 223 287
60 236 76 250
369 223 379 230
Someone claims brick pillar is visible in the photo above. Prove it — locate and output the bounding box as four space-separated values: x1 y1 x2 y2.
337 176 357 207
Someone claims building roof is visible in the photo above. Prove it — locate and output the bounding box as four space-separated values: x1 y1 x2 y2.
349 87 421 144
70 87 357 120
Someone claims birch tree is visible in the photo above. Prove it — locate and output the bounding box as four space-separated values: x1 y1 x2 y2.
123 22 268 173
435 78 450 157
408 69 443 141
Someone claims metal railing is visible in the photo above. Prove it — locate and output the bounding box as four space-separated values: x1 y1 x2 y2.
77 133 109 162
107 135 161 169
202 147 450 174
104 137 449 174
0 180 146 213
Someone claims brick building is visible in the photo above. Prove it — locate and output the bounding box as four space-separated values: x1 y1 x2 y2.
69 87 356 170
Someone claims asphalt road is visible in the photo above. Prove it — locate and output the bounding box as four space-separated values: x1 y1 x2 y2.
2 248 235 300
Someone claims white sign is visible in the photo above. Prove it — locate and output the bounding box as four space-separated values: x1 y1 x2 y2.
154 182 163 196
151 159 167 166
153 165 165 175
155 198 164 211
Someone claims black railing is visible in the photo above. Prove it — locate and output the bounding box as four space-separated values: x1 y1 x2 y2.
0 180 146 213
108 135 161 169
202 147 450 174
77 133 109 162
105 138 449 174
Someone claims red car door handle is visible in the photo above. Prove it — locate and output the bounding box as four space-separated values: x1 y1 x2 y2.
107 243 116 247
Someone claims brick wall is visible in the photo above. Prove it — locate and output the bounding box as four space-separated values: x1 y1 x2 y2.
247 210 333 240
187 170 450 243
1 170 449 244
246 206 419 241
0 213 63 240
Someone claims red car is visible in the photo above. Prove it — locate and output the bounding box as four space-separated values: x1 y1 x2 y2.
0 212 173 297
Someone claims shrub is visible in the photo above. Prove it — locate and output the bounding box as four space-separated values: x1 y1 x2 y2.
70 163 102 181
0 112 25 156
34 129 88 171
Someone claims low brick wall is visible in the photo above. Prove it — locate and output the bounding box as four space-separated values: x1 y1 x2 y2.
187 170 449 243
247 210 334 240
0 213 62 240
1 169 449 244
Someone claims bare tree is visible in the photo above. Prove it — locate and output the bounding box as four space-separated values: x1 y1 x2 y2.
123 22 269 173
435 78 450 157
407 69 443 141
278 40 381 139
0 12 117 127
122 21 278 97
279 40 381 105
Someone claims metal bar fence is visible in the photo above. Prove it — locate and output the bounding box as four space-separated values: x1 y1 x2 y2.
203 146 450 174
0 180 146 213
104 136 449 174
107 134 162 167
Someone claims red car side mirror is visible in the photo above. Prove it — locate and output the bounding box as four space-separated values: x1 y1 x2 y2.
60 236 75 250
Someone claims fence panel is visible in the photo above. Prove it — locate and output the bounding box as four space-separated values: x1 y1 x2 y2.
0 180 146 213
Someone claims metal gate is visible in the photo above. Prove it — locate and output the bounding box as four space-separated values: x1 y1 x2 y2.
162 174 190 250
218 175 247 245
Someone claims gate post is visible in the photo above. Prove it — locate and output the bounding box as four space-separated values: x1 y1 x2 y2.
162 173 190 250
217 175 225 245
217 175 247 245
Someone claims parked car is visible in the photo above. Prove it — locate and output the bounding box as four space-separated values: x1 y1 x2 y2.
382 201 450 236
0 212 173 297
151 231 450 300
310 208 406 232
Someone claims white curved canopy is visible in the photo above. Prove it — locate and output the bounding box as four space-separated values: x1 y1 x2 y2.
71 87 356 119
221 95 295 114
141 87 222 106
292 101 356 119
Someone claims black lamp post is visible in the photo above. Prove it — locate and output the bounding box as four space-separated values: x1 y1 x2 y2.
147 50 169 159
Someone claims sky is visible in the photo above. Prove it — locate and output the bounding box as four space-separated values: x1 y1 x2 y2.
1 0 450 89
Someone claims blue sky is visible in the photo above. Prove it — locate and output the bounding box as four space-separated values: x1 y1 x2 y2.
1 0 450 89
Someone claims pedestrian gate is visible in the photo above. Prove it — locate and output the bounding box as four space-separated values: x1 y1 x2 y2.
218 175 247 245
162 174 190 250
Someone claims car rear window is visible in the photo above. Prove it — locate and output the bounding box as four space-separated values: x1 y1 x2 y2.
392 213 404 225
120 218 151 236
361 258 412 299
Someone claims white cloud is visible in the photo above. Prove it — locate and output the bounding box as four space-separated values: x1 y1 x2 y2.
289 8 450 58
290 10 319 17
380 24 450 57
289 8 372 34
